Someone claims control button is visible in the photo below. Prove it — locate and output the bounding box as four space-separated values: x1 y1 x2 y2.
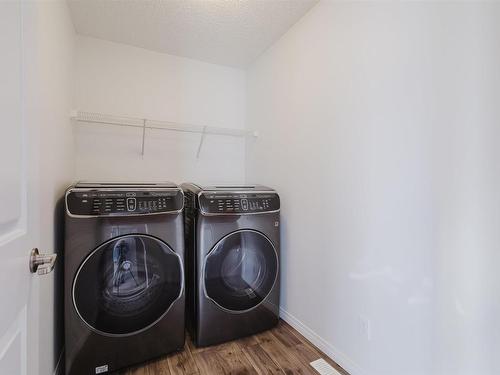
126 198 137 211
241 199 248 211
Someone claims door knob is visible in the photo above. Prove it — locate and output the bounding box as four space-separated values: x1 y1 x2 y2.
29 248 57 275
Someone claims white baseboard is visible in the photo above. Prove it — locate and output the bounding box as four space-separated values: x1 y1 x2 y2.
53 350 64 375
279 307 367 375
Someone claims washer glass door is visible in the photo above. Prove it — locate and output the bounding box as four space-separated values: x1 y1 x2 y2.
73 234 182 336
204 230 278 312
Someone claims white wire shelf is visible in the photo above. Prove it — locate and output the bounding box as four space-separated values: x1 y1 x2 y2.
71 110 257 158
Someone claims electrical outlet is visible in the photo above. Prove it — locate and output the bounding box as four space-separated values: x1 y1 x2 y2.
358 315 372 341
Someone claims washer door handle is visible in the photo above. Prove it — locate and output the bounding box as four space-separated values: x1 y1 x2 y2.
29 248 57 275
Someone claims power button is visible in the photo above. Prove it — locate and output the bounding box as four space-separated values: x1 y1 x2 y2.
126 198 137 211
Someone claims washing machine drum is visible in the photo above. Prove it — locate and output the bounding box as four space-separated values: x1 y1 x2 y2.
73 234 183 336
204 230 278 312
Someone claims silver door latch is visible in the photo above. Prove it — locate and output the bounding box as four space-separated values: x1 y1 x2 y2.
29 248 57 275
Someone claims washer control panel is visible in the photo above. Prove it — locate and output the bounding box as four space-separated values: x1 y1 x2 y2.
66 189 183 217
198 192 279 215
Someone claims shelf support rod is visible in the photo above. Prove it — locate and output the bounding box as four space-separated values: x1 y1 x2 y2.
196 126 207 159
141 119 146 157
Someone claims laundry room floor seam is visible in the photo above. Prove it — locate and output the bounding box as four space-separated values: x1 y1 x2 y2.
120 319 349 375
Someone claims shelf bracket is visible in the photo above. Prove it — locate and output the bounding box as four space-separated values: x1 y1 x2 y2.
196 126 207 159
141 119 146 157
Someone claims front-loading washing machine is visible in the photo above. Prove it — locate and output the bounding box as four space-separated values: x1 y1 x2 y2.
64 182 185 375
182 183 280 347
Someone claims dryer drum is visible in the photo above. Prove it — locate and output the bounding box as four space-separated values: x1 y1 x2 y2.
73 234 183 336
204 230 278 313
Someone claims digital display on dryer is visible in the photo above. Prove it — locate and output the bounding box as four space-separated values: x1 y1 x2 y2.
198 192 280 214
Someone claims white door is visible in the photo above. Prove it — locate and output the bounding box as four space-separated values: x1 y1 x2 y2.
0 2 41 375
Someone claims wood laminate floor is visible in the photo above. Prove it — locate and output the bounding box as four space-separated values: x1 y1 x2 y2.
121 320 348 375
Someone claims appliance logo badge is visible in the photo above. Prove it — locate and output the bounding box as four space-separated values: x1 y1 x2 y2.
95 365 109 374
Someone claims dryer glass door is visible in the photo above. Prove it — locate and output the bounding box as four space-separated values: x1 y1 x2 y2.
73 234 183 336
204 230 278 312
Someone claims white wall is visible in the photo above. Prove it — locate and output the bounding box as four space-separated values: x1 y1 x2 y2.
23 1 76 374
74 36 246 184
246 2 500 375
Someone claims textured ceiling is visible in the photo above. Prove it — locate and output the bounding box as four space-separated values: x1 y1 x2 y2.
67 0 318 68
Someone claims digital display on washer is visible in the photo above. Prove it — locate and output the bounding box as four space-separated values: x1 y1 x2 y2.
66 189 183 216
198 192 280 214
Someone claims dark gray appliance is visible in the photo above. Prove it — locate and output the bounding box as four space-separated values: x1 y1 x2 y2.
182 183 280 347
64 182 185 375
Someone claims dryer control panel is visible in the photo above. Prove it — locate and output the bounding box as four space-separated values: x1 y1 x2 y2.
66 189 184 217
198 192 280 215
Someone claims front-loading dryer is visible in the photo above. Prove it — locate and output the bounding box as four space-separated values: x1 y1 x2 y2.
64 182 185 375
182 183 280 347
